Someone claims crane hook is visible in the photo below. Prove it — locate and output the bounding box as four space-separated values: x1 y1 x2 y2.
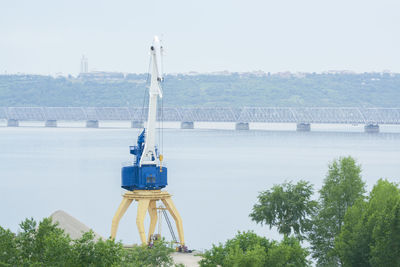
159 154 163 172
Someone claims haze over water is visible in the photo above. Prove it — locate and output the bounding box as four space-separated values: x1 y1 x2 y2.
1 126 399 250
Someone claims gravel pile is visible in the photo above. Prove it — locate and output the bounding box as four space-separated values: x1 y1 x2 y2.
50 210 103 240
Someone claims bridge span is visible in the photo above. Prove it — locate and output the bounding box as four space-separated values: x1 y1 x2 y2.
1 107 400 133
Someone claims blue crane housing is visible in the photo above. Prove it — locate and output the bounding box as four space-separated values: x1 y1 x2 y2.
121 129 167 190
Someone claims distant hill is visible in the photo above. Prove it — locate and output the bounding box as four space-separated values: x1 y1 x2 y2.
0 72 399 107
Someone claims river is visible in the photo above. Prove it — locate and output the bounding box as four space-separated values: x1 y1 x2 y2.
0 124 399 250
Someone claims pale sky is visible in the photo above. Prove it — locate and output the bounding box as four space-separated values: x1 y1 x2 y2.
1 0 399 75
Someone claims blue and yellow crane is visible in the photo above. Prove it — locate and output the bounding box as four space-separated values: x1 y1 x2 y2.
110 37 185 248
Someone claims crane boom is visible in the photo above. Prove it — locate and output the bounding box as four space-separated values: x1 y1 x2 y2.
140 37 163 166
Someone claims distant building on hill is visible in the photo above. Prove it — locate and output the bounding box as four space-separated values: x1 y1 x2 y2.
80 55 88 74
78 55 127 81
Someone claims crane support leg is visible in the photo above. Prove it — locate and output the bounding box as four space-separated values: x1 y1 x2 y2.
111 198 133 239
162 197 185 246
110 190 184 246
147 200 158 242
136 199 151 245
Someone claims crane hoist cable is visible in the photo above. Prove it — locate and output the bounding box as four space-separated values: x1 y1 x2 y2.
160 41 165 156
159 71 164 156
156 39 164 157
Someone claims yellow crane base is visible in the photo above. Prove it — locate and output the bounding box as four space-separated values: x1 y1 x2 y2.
110 190 184 246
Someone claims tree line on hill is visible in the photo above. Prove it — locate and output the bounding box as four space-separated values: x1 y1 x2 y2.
0 72 399 107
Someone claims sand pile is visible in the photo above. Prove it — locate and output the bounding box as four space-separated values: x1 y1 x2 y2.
50 210 103 240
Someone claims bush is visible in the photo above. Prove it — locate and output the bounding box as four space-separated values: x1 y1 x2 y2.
199 231 309 267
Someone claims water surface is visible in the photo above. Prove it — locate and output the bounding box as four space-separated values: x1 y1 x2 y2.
0 126 399 250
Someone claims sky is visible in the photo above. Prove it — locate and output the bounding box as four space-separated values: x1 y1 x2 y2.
1 0 399 75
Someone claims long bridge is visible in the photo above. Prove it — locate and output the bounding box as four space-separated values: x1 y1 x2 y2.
2 107 400 132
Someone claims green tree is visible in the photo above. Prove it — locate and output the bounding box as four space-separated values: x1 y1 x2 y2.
70 231 124 267
265 236 310 267
31 218 73 266
13 217 74 266
333 199 369 267
335 179 400 266
250 180 317 240
15 218 38 265
199 231 309 267
92 237 124 267
309 156 365 266
0 226 17 266
122 240 176 267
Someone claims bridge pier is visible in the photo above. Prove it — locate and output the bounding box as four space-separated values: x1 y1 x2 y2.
131 121 144 128
7 119 19 127
45 120 57 127
86 120 99 128
364 123 379 133
297 123 311 132
181 121 194 129
235 122 249 130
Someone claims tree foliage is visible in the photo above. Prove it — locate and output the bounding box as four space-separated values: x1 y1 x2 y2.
250 180 317 240
0 226 17 266
0 217 177 267
335 179 400 267
308 156 366 266
199 231 309 267
123 240 176 267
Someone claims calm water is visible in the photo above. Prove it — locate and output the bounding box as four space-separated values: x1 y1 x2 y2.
0 126 399 250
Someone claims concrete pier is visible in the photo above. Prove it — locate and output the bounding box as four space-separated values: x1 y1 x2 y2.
7 119 19 127
45 120 57 127
297 123 311 132
181 121 194 129
235 122 249 130
86 120 99 128
364 123 379 133
131 121 144 128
